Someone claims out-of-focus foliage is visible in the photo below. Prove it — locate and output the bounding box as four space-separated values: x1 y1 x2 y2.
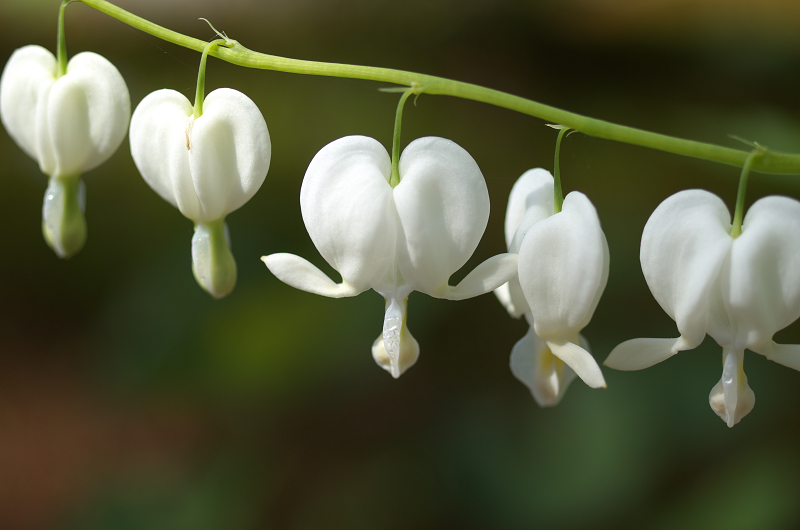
1 0 800 528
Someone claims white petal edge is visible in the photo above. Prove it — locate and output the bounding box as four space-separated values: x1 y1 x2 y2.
604 336 692 370
262 253 362 298
372 322 419 379
751 341 800 372
546 339 606 389
503 168 554 250
437 253 518 300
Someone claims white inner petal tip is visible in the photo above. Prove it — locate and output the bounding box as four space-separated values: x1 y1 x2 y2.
383 299 404 369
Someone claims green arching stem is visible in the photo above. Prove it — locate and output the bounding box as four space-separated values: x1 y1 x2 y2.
389 90 413 187
56 0 72 77
553 127 570 214
730 149 763 238
76 0 800 176
193 38 232 118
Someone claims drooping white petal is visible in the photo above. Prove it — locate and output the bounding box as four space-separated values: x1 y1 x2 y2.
261 253 363 298
47 52 130 177
546 339 606 389
709 348 754 428
724 196 800 351
188 88 270 223
129 89 197 217
438 253 518 300
604 337 692 370
751 341 800 372
0 45 56 162
641 190 733 350
503 168 555 250
510 326 587 406
300 136 397 294
393 137 489 296
519 191 609 340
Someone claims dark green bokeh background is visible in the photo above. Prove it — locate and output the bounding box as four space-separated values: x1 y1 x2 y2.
2 0 800 528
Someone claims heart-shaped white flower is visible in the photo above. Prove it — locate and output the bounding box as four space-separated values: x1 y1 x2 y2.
495 169 608 406
129 87 271 298
0 44 130 257
263 135 518 378
605 190 800 427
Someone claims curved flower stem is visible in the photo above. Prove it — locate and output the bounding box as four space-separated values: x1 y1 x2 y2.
730 149 764 238
56 0 72 77
193 38 232 118
389 89 414 187
553 127 570 214
76 0 800 175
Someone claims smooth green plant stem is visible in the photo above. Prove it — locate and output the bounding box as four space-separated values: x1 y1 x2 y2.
77 0 800 176
56 0 72 77
193 38 230 118
730 149 763 238
389 90 413 187
553 127 570 214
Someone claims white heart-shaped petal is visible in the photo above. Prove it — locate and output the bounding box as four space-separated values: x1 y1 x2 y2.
393 137 489 296
0 45 56 162
641 190 733 349
129 89 198 217
503 168 554 251
188 88 270 222
300 135 397 294
724 195 800 350
48 52 130 177
519 191 609 341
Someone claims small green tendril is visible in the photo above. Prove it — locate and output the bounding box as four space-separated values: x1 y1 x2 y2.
56 0 73 77
193 33 235 118
550 125 571 214
730 147 765 238
389 86 419 187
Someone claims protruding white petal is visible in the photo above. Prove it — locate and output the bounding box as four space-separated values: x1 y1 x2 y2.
709 348 754 428
188 88 270 222
641 190 732 349
262 253 363 298
300 136 396 293
519 191 609 340
48 52 130 177
437 253 518 300
503 168 554 250
546 339 606 389
129 89 197 217
393 137 489 296
0 45 56 163
372 298 419 378
604 336 693 370
724 196 800 350
510 326 583 407
751 341 800 372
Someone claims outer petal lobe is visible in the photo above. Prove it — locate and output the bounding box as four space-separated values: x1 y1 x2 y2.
393 137 489 296
301 136 396 293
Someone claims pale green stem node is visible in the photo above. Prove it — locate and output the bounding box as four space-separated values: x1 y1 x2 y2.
192 219 237 299
42 175 87 259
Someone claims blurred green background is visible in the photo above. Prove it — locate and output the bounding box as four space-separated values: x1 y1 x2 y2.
2 0 800 528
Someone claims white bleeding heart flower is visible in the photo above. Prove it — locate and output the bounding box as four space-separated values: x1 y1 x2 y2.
495 169 608 406
263 135 518 378
129 87 271 298
605 190 800 427
0 44 130 258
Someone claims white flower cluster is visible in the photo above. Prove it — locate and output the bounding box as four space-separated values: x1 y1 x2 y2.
2 42 799 427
